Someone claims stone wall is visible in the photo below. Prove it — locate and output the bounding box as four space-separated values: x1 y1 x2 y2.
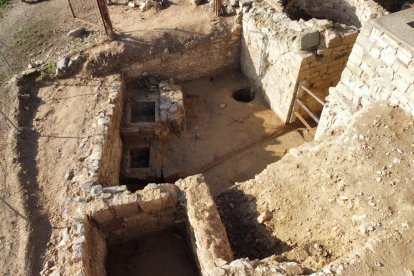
82 217 107 276
316 9 414 138
298 29 358 115
241 1 358 123
96 77 125 187
123 26 241 82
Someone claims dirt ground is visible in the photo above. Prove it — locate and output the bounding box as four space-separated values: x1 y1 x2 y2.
0 81 31 276
217 102 414 274
163 71 308 195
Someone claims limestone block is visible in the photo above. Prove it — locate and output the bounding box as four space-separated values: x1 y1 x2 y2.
297 31 320 51
111 193 139 217
89 199 115 224
324 30 342 48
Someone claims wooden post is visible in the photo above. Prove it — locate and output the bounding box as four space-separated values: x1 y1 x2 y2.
215 0 221 16
96 0 116 40
67 0 76 18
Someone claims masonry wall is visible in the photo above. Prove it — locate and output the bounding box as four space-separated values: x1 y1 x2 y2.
123 27 241 81
298 30 358 115
241 2 358 122
82 217 107 276
316 11 414 138
97 77 125 187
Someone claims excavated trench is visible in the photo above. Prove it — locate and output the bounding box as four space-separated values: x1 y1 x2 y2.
106 223 199 276
82 3 372 273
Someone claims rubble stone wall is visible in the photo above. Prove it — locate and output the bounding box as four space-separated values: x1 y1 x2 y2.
96 79 125 187
316 10 414 138
123 27 241 81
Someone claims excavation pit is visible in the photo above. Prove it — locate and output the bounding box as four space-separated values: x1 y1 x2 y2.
232 88 255 103
130 102 156 123
81 178 235 276
373 0 410 12
106 225 199 276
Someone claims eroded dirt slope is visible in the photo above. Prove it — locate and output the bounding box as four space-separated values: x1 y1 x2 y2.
218 102 414 274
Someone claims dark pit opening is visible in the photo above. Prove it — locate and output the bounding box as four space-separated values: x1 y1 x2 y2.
130 101 156 123
373 0 409 12
106 224 200 276
232 88 255 103
283 0 361 27
130 147 150 168
120 178 166 192
408 21 414 28
216 189 291 260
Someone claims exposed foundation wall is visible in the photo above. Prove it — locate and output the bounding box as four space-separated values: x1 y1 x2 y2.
316 9 414 138
176 175 233 275
97 79 125 187
298 30 358 114
241 2 358 122
123 27 241 81
82 217 107 276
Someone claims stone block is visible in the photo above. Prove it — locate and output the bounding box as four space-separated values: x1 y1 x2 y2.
324 30 342 48
297 31 320 51
397 48 413 66
111 193 140 217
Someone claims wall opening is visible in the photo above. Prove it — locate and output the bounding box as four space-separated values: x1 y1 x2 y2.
130 102 156 123
106 224 199 276
283 0 362 27
130 147 151 168
373 0 411 12
232 88 255 103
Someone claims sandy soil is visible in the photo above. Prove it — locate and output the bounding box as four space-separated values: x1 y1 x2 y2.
217 102 414 273
0 0 106 85
162 71 308 195
0 82 31 276
109 0 232 42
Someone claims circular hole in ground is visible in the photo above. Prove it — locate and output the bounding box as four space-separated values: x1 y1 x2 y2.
232 88 255 103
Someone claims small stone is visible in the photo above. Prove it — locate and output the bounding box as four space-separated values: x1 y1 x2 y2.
103 186 127 194
289 148 301 157
257 209 272 223
375 261 384 267
215 258 227 267
67 27 86 38
339 195 349 201
65 170 74 181
81 180 94 191
128 1 136 7
313 243 323 251
91 185 103 197
100 193 112 199
218 103 226 109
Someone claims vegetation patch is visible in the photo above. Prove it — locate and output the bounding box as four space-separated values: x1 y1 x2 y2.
0 0 10 7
